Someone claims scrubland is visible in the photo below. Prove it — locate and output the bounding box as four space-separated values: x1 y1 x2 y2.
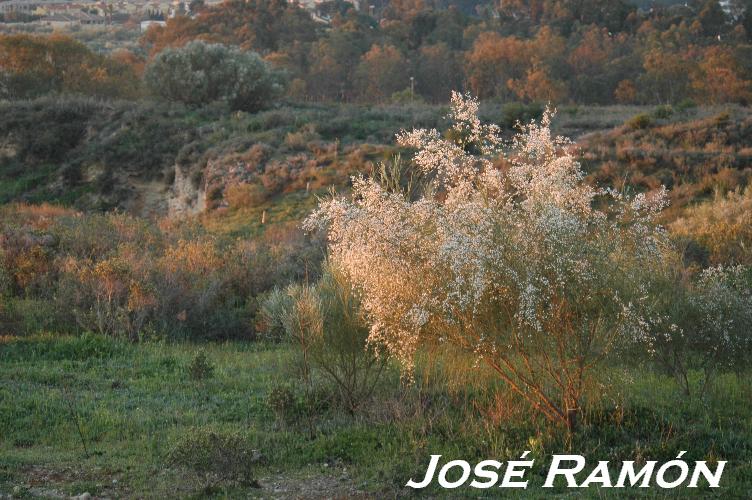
0 97 751 498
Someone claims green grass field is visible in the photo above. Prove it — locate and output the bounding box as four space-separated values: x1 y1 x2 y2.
1 334 750 498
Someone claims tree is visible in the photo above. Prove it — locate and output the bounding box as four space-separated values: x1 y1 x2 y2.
568 26 616 103
697 0 729 37
306 93 673 432
465 32 528 99
415 43 464 103
144 41 285 111
355 44 408 102
638 48 695 103
542 0 634 34
0 34 140 99
427 7 468 49
306 28 371 101
691 45 751 103
614 79 638 103
383 0 427 21
140 0 317 56
508 66 569 103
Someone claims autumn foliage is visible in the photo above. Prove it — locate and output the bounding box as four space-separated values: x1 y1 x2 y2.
0 34 141 100
136 0 752 105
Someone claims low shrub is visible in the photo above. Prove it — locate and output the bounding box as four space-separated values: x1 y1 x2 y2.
501 101 545 129
671 188 752 266
256 288 294 342
266 383 297 425
225 183 268 210
0 206 321 340
627 112 654 129
63 254 156 342
280 265 388 414
652 105 674 120
187 350 215 381
676 98 697 112
166 427 260 486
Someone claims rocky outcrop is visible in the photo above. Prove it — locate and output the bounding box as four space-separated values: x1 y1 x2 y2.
168 164 206 216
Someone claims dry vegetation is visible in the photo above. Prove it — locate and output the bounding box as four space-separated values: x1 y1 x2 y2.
1 1 752 492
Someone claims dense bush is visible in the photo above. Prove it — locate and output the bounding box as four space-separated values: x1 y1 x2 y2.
167 427 259 486
187 350 215 381
0 98 102 163
262 264 387 414
500 101 545 130
225 183 269 209
256 287 293 342
0 34 141 100
144 41 285 112
630 264 752 397
306 93 678 432
0 205 322 340
626 112 654 130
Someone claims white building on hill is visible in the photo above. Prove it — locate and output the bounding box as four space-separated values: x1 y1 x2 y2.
289 0 361 12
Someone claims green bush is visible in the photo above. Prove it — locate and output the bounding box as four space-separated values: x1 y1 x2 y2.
652 104 674 120
166 427 260 486
631 265 752 397
282 265 388 414
626 112 654 130
266 383 297 425
187 350 215 381
257 288 294 341
653 104 674 120
144 41 286 112
676 98 697 113
501 101 545 129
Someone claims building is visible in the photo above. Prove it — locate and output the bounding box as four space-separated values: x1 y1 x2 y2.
289 0 361 13
1 0 87 14
139 18 164 31
0 0 42 14
39 10 105 28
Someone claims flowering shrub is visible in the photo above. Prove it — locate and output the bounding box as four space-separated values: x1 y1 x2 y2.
691 266 752 376
306 92 672 431
632 264 752 396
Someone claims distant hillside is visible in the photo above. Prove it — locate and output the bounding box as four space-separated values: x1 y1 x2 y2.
0 97 417 218
579 105 752 217
1 97 750 228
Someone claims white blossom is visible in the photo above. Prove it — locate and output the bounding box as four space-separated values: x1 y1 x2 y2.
305 93 672 396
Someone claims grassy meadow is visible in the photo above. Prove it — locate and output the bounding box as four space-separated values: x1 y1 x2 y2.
1 334 751 498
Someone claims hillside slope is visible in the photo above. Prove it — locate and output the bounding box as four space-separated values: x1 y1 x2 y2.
1 98 750 226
